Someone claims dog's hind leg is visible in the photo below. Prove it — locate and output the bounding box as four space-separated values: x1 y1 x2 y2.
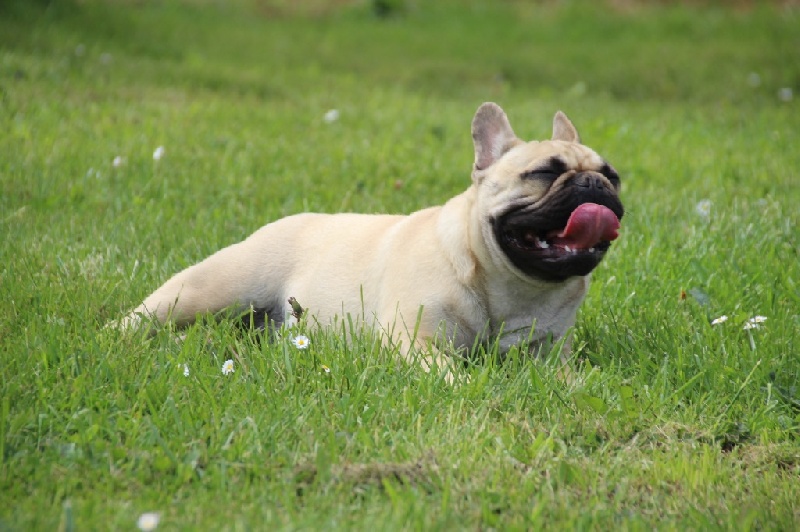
115 238 275 333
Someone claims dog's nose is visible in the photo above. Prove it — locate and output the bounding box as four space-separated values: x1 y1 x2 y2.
575 172 606 190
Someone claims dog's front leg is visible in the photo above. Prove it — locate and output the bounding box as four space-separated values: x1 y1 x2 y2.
394 335 462 384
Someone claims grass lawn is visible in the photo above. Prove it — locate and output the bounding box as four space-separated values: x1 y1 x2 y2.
1 0 799 529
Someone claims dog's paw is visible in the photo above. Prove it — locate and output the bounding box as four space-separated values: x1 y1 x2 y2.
104 312 144 333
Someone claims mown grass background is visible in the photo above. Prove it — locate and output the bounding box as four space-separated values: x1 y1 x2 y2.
1 0 799 529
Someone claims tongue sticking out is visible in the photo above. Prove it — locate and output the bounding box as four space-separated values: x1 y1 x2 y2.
548 203 620 249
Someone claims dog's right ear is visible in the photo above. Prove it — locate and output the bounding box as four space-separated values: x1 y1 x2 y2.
472 102 519 182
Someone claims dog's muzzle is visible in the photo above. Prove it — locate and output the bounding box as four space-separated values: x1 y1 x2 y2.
493 177 624 281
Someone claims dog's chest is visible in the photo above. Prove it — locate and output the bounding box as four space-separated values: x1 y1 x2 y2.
485 276 588 352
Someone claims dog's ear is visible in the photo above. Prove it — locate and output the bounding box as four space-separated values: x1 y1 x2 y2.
472 102 518 180
552 111 581 143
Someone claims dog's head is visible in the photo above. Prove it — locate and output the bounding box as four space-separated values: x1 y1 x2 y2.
472 102 624 282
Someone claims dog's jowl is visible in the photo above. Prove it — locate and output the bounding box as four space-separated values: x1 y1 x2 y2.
114 102 624 376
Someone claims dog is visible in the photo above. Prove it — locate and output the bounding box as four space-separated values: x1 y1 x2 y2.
115 102 624 376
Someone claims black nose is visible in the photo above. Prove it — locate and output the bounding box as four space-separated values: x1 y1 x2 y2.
575 172 606 190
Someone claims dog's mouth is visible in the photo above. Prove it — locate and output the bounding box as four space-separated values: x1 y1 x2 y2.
495 202 621 281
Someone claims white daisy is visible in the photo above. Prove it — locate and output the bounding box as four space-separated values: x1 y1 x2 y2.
153 146 165 160
743 315 767 330
695 199 711 218
323 109 340 123
137 512 160 531
320 364 331 374
293 335 310 349
710 315 728 326
221 359 234 375
112 155 124 167
183 364 189 377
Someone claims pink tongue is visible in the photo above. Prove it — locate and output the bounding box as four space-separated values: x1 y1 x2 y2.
548 203 620 249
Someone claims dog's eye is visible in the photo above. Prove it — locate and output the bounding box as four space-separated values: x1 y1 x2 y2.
600 164 621 186
521 170 561 181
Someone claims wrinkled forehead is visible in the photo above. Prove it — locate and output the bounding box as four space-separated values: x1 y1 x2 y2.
501 140 606 172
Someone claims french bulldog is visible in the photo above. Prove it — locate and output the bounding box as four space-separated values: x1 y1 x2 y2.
115 102 623 375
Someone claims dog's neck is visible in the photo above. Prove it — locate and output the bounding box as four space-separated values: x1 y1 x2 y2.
437 187 482 285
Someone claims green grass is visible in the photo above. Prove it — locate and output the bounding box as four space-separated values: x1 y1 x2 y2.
1 0 799 529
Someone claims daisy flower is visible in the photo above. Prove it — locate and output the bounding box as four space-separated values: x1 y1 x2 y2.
183 364 190 377
221 359 234 375
743 316 767 330
695 199 711 218
710 315 728 326
323 109 340 123
112 155 124 167
320 364 331 374
137 512 160 531
293 335 310 349
153 146 165 160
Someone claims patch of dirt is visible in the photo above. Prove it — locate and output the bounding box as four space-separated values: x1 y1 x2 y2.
294 454 439 493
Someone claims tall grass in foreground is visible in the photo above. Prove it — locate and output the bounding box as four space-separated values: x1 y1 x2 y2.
1 0 798 529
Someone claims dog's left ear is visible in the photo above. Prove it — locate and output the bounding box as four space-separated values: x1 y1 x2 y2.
552 111 581 143
472 102 519 181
